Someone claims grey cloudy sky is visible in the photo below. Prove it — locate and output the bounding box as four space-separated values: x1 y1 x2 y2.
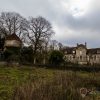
0 0 100 48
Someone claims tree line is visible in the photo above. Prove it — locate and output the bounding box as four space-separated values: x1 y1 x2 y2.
0 12 64 66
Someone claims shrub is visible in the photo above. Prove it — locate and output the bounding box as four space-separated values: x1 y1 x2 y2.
4 47 20 64
20 47 33 65
48 50 64 66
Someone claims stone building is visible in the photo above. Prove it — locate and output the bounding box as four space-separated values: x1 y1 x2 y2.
0 33 22 61
63 43 100 65
5 33 22 48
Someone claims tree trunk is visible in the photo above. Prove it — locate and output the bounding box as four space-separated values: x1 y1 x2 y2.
34 57 36 64
43 58 46 65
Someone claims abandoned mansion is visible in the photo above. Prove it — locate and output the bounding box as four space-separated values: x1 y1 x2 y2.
63 43 100 65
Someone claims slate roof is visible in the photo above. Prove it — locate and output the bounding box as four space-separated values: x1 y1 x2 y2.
6 34 22 43
63 45 100 55
87 48 100 54
63 47 76 54
77 44 86 49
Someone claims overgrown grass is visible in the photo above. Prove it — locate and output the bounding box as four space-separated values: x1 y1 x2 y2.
0 65 100 100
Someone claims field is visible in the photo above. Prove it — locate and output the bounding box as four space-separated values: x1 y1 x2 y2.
0 65 100 100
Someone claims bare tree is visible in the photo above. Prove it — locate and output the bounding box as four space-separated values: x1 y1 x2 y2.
27 16 54 64
0 12 28 39
58 42 63 51
49 40 58 50
0 20 8 36
39 38 50 64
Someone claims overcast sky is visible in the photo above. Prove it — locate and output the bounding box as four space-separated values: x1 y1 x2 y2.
0 0 100 48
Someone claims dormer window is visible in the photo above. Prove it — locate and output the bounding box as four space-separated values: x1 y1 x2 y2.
73 51 75 54
97 50 100 54
65 51 67 54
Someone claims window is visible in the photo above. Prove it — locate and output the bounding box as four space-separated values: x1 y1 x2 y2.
80 56 82 60
73 51 75 54
94 55 96 60
73 55 75 59
65 51 67 54
80 51 82 55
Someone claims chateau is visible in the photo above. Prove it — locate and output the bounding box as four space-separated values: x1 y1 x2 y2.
63 43 100 65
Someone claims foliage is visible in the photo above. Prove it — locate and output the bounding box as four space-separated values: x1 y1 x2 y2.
20 46 34 64
4 49 12 59
4 47 20 63
0 35 5 50
26 16 54 64
49 50 64 66
0 12 55 65
6 47 20 54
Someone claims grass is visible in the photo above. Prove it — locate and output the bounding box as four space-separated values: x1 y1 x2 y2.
0 65 100 100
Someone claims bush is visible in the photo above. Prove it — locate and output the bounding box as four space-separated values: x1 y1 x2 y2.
4 47 20 63
20 47 34 65
48 50 64 66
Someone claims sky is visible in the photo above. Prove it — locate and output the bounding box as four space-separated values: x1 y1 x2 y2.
0 0 100 48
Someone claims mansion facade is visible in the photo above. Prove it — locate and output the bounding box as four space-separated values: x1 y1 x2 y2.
63 43 100 65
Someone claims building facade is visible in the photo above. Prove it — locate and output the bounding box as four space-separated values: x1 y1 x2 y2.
5 33 22 48
63 43 100 65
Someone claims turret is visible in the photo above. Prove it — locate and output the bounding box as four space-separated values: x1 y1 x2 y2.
85 42 87 48
77 43 79 47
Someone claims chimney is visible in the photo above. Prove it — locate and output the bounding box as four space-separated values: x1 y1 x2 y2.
77 43 78 47
85 42 87 48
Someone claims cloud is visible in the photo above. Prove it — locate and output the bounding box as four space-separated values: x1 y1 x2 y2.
0 0 100 48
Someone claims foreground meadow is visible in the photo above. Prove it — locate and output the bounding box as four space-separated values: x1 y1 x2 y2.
0 66 100 100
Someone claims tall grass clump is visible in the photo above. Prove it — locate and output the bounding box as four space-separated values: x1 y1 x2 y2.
12 72 82 100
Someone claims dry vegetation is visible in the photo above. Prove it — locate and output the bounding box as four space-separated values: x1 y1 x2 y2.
0 66 100 100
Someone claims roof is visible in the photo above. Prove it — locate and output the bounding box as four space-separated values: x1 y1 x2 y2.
6 34 22 42
63 44 100 55
63 47 76 54
87 48 100 54
77 44 86 49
